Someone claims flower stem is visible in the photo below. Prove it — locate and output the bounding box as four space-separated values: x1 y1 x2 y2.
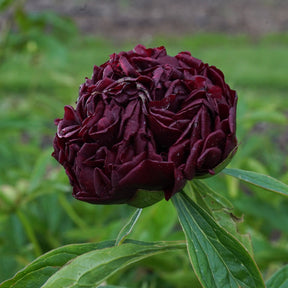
17 210 42 257
58 193 88 230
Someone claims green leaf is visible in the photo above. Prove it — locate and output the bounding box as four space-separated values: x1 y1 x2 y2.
172 192 265 288
0 241 115 288
223 168 288 197
190 180 253 255
115 208 142 246
266 265 288 288
188 180 233 213
41 240 185 288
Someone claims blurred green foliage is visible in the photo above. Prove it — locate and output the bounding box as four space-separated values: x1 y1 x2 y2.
0 0 76 61
0 4 288 285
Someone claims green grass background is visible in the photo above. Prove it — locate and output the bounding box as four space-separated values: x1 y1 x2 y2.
0 27 288 287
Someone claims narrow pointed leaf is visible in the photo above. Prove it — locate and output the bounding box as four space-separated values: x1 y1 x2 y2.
266 265 288 288
223 168 288 197
190 180 253 254
41 240 185 288
172 192 265 288
190 180 234 212
0 241 115 288
115 208 142 246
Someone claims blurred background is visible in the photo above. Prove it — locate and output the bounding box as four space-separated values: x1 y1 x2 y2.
0 1 288 287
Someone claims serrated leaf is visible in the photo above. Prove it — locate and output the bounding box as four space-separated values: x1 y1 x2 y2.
115 208 142 246
190 180 253 255
172 192 265 288
0 241 115 288
266 265 288 288
223 168 288 197
41 240 185 288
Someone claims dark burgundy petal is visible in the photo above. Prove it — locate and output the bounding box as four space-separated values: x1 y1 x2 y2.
202 130 226 151
229 103 237 134
164 168 186 200
197 147 222 170
157 55 179 67
118 159 175 193
205 66 226 89
168 139 190 166
148 114 182 148
176 52 204 69
223 134 238 159
119 56 139 77
52 44 237 206
132 56 160 71
115 151 146 177
184 139 204 179
56 106 81 138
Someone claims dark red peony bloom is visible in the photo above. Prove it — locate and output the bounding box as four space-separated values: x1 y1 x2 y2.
52 45 237 207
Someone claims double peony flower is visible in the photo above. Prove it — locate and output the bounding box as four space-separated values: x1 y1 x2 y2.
52 45 237 207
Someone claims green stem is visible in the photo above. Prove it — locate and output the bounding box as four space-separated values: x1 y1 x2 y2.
17 210 42 257
58 193 88 230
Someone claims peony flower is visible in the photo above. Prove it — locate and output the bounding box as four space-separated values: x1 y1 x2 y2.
52 45 237 207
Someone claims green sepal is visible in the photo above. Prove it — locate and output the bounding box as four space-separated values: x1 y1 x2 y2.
127 189 164 208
